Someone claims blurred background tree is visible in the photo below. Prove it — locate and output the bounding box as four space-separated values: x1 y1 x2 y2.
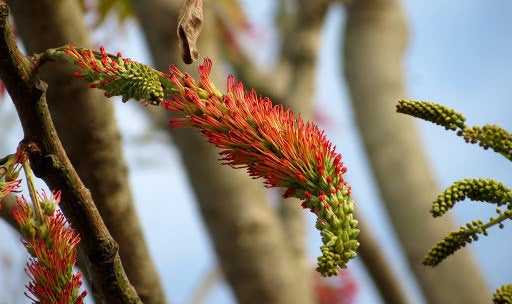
2 0 511 303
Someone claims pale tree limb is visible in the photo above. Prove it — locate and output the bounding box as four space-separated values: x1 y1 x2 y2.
207 3 403 303
7 0 166 303
215 1 333 281
129 0 315 303
343 0 489 303
217 2 411 302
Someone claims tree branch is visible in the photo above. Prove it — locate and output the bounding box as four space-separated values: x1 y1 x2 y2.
8 0 166 302
0 3 140 303
343 0 489 302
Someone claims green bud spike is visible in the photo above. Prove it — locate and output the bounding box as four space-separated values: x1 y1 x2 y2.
422 228 472 267
461 124 512 161
396 100 466 131
493 284 512 304
432 178 512 217
55 44 167 105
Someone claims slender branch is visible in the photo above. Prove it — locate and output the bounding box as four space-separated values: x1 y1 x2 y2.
8 0 167 301
0 3 141 303
343 0 488 302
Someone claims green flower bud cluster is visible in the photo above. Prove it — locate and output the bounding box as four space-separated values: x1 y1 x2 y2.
102 59 164 105
422 227 473 266
0 153 22 203
396 99 512 304
311 191 359 276
426 178 512 266
461 124 512 161
396 100 512 163
493 284 512 304
422 224 479 267
396 100 466 131
57 45 165 105
432 178 512 217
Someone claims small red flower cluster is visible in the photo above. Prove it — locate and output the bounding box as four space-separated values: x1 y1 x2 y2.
13 191 86 304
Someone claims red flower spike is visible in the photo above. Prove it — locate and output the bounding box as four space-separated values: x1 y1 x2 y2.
161 58 359 276
62 47 358 276
13 191 86 303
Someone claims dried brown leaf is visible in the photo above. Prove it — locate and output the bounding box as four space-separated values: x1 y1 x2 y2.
177 0 203 64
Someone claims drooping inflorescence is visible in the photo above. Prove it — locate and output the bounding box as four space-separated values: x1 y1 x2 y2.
461 124 512 161
163 59 359 276
397 100 512 302
60 45 360 276
396 100 466 131
397 100 512 162
431 178 512 217
422 225 477 267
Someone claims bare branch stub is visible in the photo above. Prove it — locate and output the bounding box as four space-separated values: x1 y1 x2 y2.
177 0 203 64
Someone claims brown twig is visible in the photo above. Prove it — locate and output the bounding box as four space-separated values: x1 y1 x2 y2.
0 3 141 303
8 0 167 301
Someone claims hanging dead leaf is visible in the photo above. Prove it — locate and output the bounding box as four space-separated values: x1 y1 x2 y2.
177 0 203 64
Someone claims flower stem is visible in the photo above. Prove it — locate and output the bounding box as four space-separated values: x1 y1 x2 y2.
22 157 43 223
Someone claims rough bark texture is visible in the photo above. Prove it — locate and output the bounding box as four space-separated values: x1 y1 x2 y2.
8 1 166 303
0 4 140 301
129 0 316 303
343 0 489 303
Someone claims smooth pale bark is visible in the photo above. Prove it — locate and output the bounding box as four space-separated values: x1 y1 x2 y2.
343 0 489 303
130 0 315 303
8 1 166 302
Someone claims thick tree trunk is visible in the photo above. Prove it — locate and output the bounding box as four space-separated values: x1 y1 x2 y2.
8 1 166 303
343 0 489 303
129 0 316 303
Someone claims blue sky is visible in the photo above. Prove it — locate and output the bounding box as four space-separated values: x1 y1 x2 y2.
1 1 512 303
